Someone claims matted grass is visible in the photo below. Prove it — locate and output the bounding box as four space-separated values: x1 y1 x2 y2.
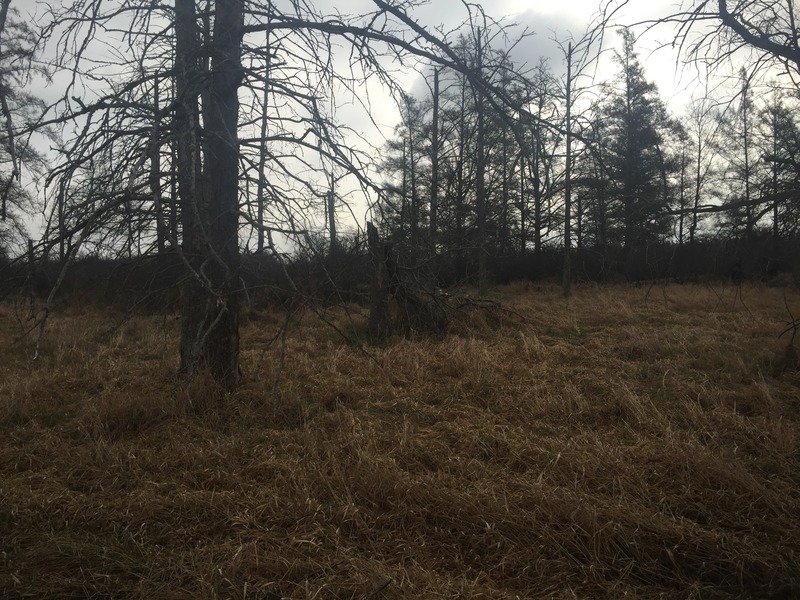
1 282 799 598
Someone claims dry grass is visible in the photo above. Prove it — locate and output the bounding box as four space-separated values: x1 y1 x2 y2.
1 282 799 599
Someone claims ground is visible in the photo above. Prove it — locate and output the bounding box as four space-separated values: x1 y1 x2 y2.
1 282 799 599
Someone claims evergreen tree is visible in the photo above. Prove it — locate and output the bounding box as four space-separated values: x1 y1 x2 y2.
600 29 679 254
380 93 430 259
755 88 800 238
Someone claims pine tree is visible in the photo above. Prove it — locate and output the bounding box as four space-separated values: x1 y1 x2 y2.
601 29 678 256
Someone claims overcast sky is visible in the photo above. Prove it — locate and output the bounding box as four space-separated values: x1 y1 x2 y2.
350 0 694 142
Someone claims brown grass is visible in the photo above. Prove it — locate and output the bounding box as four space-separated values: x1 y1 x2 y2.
1 282 799 599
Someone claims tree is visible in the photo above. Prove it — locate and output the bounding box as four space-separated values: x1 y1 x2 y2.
754 87 800 239
34 0 564 389
0 0 49 256
428 67 441 252
715 71 760 238
380 92 429 259
188 0 243 388
637 0 800 230
665 0 800 78
472 25 489 296
599 29 679 272
563 42 574 297
378 25 540 286
682 96 721 248
573 104 614 252
523 59 561 259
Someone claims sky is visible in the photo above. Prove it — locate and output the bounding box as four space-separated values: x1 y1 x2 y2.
346 0 694 139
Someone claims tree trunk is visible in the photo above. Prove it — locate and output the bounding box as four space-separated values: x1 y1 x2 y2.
500 121 510 256
407 99 418 260
474 28 487 297
256 32 270 254
151 76 165 254
772 102 780 240
742 72 753 239
327 187 336 257
176 0 243 390
176 0 207 377
200 0 244 389
518 151 527 256
456 79 466 275
429 67 440 252
0 0 16 221
367 221 390 339
563 42 573 298
690 139 701 247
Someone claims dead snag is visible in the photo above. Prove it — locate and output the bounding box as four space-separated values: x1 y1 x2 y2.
367 221 447 339
367 221 391 339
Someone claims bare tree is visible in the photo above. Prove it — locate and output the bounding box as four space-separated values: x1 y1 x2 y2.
35 0 602 389
684 96 721 247
668 0 800 78
0 0 49 256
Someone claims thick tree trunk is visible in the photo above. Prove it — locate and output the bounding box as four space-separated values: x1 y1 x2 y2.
176 0 243 390
201 0 244 388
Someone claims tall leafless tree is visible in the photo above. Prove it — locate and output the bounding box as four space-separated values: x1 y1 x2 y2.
34 0 593 389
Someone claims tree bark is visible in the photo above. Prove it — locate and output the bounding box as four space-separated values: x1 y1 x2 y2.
176 0 206 377
201 0 244 389
474 28 488 297
176 0 245 390
367 221 390 339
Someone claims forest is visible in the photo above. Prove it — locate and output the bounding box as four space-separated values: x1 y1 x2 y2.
1 0 799 598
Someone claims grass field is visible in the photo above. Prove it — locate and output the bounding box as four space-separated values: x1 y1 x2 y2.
1 282 799 599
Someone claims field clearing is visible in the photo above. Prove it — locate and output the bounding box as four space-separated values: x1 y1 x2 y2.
1 282 799 599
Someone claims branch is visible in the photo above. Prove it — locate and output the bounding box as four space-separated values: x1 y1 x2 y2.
717 0 800 71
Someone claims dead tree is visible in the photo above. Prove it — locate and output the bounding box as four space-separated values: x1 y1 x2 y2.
367 221 390 339
367 221 447 339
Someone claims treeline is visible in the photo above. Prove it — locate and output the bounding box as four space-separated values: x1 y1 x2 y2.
374 28 800 285
1 10 798 314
